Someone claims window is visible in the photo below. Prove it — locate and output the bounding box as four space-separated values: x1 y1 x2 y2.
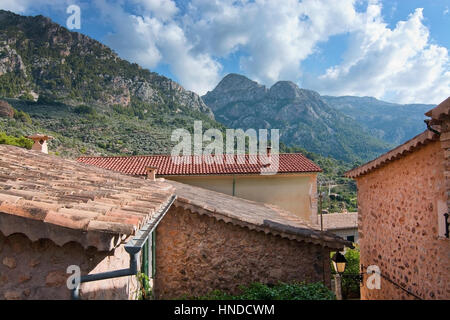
346 235 355 242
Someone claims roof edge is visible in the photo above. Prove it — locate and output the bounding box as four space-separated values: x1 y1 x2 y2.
345 130 439 179
425 97 450 119
0 212 123 251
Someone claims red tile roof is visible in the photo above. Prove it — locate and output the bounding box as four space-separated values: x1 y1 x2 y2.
77 153 322 176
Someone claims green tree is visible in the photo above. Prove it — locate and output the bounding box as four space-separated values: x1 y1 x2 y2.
0 132 33 149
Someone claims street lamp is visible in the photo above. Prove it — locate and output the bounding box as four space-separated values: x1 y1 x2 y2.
332 251 347 274
331 251 347 300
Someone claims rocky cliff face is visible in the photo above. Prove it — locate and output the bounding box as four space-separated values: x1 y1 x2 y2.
0 10 213 117
0 100 14 118
203 74 390 162
203 74 268 111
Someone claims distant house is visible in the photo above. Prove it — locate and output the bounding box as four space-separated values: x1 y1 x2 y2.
321 212 358 243
78 152 322 224
346 97 450 300
0 144 349 300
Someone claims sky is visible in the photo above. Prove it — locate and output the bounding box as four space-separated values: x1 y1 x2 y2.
0 0 449 104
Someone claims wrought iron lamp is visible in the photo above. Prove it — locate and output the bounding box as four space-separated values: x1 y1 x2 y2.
331 251 347 275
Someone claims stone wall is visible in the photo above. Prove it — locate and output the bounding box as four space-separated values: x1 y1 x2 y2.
153 206 332 299
0 231 138 300
356 140 450 300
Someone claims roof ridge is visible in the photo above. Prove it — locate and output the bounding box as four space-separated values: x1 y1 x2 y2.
345 130 438 178
78 152 310 159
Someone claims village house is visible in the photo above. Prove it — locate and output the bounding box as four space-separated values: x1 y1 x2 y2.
345 97 450 300
0 144 349 300
77 152 322 224
320 212 358 243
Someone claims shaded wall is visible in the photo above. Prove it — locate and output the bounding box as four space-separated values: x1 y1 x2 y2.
166 173 318 223
328 228 359 243
356 141 450 300
153 206 331 299
0 231 138 300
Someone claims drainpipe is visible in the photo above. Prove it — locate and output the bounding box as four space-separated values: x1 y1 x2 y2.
232 176 236 196
71 195 176 300
71 247 140 300
424 119 441 136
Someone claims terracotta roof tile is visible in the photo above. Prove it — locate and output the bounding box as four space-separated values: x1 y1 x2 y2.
77 153 322 176
1 145 349 250
0 144 175 248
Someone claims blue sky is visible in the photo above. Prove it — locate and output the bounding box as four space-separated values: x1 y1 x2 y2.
1 0 449 103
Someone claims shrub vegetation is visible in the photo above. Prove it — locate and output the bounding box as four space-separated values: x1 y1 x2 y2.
0 131 33 149
187 282 336 300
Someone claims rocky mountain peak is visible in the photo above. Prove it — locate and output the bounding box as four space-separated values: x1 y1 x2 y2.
268 81 321 102
268 81 301 100
203 73 268 111
202 73 390 162
216 73 263 92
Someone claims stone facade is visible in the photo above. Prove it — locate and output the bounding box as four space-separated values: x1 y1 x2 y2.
0 231 138 300
355 140 450 299
153 206 332 299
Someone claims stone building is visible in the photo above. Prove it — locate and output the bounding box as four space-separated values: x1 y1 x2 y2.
78 152 321 224
346 97 450 300
154 180 349 299
0 144 349 300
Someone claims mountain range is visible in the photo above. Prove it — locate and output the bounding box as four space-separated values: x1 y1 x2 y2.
0 10 221 158
203 74 434 162
321 95 432 145
0 10 435 164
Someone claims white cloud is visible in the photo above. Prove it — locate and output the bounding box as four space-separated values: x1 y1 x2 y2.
184 0 365 88
92 0 372 94
95 0 221 94
305 6 450 104
131 0 178 21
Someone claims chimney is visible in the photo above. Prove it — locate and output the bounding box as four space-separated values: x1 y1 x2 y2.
146 166 158 181
27 134 53 154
